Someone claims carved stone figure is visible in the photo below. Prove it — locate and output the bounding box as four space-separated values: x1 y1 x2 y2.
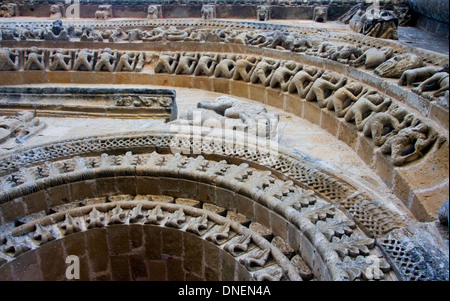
73 48 95 71
154 52 180 74
269 60 302 91
147 5 161 19
313 6 328 23
233 55 260 82
349 7 399 39
250 58 280 86
349 47 394 69
48 49 73 71
177 96 280 138
412 71 449 99
174 52 199 75
344 94 392 131
141 26 167 42
374 53 422 78
108 28 124 42
291 36 323 53
287 66 324 98
126 29 143 42
24 47 45 71
326 82 371 117
398 64 448 87
257 5 271 21
116 52 145 72
80 25 103 42
379 119 438 166
201 5 216 19
0 3 19 18
50 4 64 19
0 48 19 71
0 112 46 144
305 71 347 108
363 104 414 147
194 52 219 76
329 46 364 64
166 26 189 41
95 5 113 19
43 19 70 41
94 48 118 72
214 54 237 79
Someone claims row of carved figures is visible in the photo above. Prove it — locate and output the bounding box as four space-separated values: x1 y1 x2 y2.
0 47 145 72
155 52 444 166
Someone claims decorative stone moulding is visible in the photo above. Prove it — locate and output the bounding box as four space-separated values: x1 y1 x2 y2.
0 132 447 280
0 86 178 121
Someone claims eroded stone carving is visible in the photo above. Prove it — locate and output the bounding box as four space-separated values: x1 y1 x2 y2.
374 53 423 78
349 7 399 39
95 5 113 19
0 48 19 71
147 5 161 19
0 3 19 18
349 46 394 69
257 5 271 21
313 6 328 23
50 4 64 19
201 4 216 20
0 111 46 145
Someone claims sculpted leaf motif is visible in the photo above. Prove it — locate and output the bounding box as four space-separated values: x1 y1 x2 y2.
128 203 145 223
264 179 296 199
86 207 106 229
223 234 252 257
204 222 231 245
165 208 186 228
337 255 391 281
119 151 138 167
330 234 375 258
108 204 127 225
3 233 31 257
60 213 82 235
239 248 271 269
186 214 209 235
315 216 356 241
32 222 56 245
252 266 284 281
245 171 274 190
144 205 165 224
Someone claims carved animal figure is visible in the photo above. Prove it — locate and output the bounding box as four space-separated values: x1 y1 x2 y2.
398 64 449 88
0 3 19 18
313 6 328 23
349 7 399 39
147 5 160 19
257 5 270 21
349 47 394 69
95 5 112 19
50 4 64 19
374 53 422 78
201 5 215 19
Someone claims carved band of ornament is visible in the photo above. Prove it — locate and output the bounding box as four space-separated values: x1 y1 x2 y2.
0 151 396 280
0 131 405 238
0 199 301 281
154 51 445 166
0 47 146 72
1 17 446 66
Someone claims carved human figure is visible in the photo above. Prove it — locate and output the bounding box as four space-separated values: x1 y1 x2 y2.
24 47 45 70
250 58 280 86
233 56 260 82
178 96 280 138
0 48 19 71
214 54 237 79
154 52 180 74
115 52 145 72
174 52 199 75
344 94 392 131
108 28 124 42
269 60 302 91
362 104 414 146
193 52 219 76
305 71 347 108
48 49 73 71
142 26 167 42
379 120 438 166
349 46 394 69
326 82 371 117
398 64 448 87
126 29 143 42
412 72 449 98
291 36 323 53
287 66 324 98
247 31 281 48
94 48 118 72
73 48 95 71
